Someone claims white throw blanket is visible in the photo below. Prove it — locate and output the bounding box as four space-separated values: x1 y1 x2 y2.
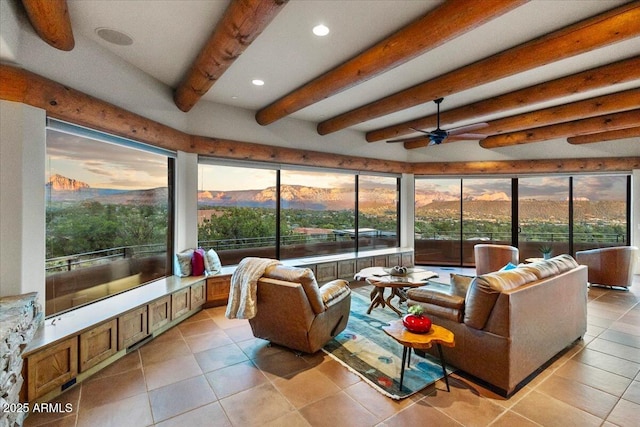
225 257 281 320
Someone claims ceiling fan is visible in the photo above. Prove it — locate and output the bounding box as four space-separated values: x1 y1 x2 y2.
387 98 488 146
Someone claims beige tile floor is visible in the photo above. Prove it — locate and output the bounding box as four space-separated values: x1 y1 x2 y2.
24 268 640 427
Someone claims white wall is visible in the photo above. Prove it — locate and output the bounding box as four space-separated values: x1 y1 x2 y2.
0 101 46 298
633 170 640 274
175 151 199 254
400 173 415 249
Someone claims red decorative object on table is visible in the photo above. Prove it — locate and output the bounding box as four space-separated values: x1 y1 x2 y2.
402 313 432 333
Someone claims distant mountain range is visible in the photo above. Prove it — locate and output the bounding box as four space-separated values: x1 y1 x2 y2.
46 174 167 205
47 175 624 221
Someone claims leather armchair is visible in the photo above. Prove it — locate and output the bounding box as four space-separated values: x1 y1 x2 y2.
248 265 351 353
575 246 638 289
474 244 519 275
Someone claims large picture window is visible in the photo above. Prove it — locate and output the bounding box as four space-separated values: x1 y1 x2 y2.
197 160 400 264
45 121 173 316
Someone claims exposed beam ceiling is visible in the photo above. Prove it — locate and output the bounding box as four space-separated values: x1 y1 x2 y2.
403 88 640 149
480 109 640 148
567 127 640 144
254 0 527 126
21 0 74 51
367 56 640 143
316 2 640 136
173 0 288 113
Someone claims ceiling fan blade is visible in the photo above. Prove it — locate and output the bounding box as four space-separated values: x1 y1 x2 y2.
447 133 489 141
447 122 488 136
387 135 432 143
410 127 436 136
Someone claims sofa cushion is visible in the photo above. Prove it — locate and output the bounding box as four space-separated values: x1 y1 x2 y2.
546 254 579 272
451 273 474 297
464 269 538 330
264 265 325 314
518 260 559 280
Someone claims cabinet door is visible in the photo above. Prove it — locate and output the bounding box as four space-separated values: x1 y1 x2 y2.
206 275 231 307
388 254 401 267
190 281 206 310
148 296 171 334
79 319 117 372
374 256 387 267
118 306 148 350
356 257 373 271
315 262 338 282
337 259 356 279
171 288 191 319
27 337 78 400
402 252 414 267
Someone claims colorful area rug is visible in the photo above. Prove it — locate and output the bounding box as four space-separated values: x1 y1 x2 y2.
323 289 452 399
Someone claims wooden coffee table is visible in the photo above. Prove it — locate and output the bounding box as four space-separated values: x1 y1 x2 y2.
382 319 455 391
356 267 438 316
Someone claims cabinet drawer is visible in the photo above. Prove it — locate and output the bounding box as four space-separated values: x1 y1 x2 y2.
402 252 414 267
118 306 148 350
388 254 401 267
374 256 387 267
79 319 117 372
27 337 78 400
190 281 206 310
148 296 171 333
171 288 190 319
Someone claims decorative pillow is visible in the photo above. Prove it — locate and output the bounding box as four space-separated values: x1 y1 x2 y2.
450 273 474 297
500 262 517 271
204 249 222 274
192 248 206 276
176 249 194 277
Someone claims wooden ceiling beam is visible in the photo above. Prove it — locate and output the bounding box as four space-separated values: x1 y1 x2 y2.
410 157 640 176
21 0 74 51
3 64 636 175
254 0 527 126
174 0 288 113
403 88 640 150
318 1 640 135
367 56 640 143
480 109 640 149
567 127 640 144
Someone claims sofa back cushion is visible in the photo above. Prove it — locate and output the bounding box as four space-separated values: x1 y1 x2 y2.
263 265 325 314
464 269 537 330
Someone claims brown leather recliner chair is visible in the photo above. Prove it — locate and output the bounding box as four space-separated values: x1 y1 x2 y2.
474 244 519 275
575 246 638 289
248 265 351 353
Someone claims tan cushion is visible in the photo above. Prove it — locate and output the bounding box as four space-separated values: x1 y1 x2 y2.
464 269 537 330
407 287 464 309
451 273 474 297
546 254 579 273
264 265 325 314
519 260 559 280
320 279 351 307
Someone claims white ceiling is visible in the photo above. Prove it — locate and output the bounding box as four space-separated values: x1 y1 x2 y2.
8 0 640 162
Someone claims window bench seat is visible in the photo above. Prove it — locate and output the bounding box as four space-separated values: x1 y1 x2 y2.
22 247 413 402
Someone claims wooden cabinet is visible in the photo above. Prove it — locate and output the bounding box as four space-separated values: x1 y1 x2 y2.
171 288 190 319
26 337 78 400
337 259 356 279
148 296 171 333
388 253 401 267
356 257 374 271
79 319 117 372
190 281 206 310
118 306 148 350
402 252 414 267
206 274 231 307
374 256 387 267
315 262 338 282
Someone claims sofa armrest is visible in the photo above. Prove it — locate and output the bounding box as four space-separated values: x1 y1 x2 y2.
320 279 351 308
407 288 465 322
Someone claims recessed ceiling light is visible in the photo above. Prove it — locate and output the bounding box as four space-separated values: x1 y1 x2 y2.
252 79 265 86
95 27 133 46
313 24 330 37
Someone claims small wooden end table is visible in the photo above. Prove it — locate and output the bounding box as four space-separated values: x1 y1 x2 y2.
382 319 455 391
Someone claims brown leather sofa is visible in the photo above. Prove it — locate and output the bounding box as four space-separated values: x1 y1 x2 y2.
407 255 588 396
474 244 519 275
575 246 638 289
248 265 351 353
